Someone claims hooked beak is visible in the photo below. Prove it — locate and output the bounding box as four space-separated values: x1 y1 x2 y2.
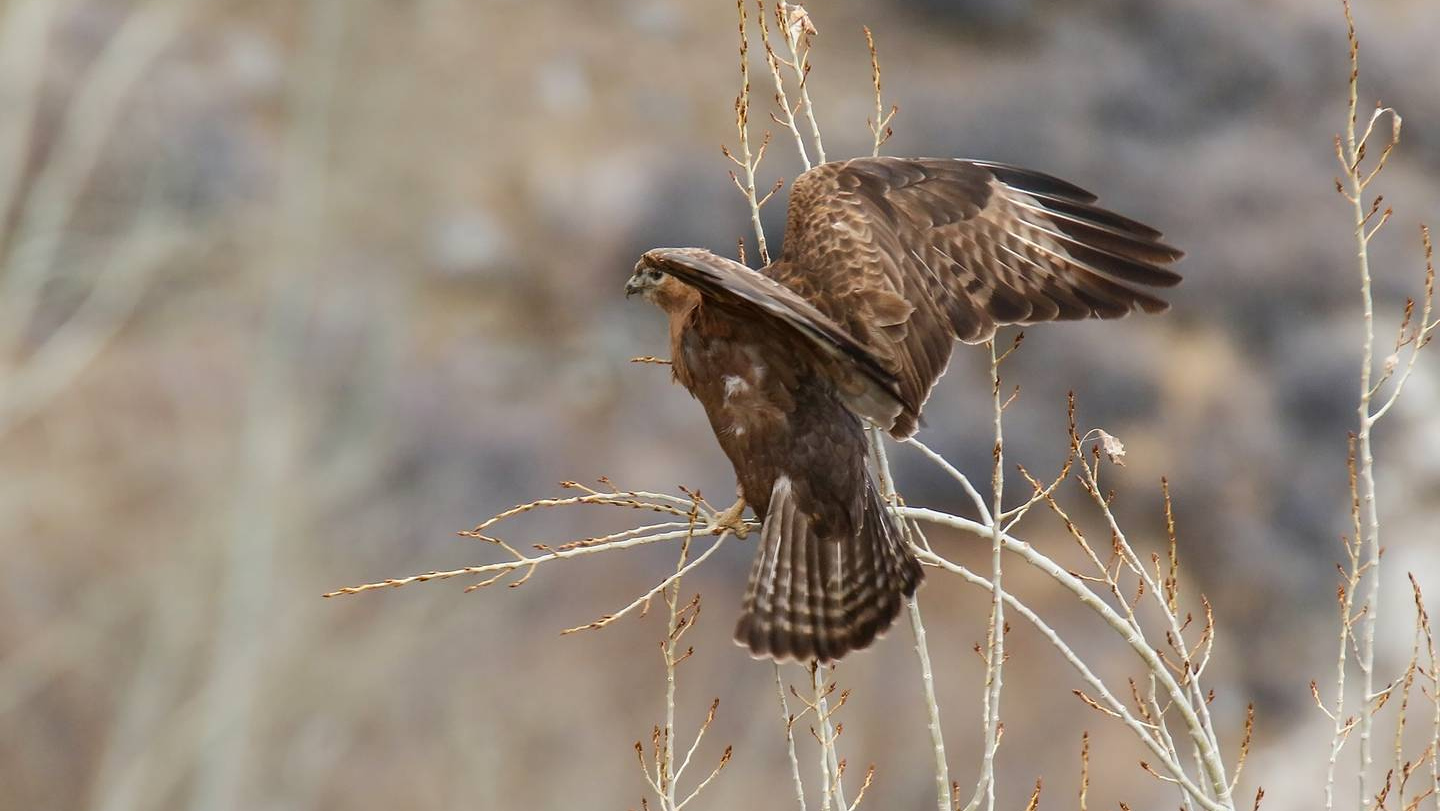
624 277 642 298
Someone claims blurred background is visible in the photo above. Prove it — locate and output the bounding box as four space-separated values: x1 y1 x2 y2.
1 0 1437 808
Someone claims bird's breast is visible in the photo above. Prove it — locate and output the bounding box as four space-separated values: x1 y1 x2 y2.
679 332 788 445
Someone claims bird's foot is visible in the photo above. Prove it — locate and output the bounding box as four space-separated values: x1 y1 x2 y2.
707 497 750 539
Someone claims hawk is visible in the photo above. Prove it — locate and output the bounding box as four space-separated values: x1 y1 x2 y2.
625 156 1182 662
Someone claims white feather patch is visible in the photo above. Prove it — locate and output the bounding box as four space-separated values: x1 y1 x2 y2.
724 375 749 399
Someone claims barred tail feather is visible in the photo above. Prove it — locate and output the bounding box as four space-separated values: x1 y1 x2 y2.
734 474 923 662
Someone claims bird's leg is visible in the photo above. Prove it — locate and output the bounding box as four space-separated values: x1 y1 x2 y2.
708 492 749 539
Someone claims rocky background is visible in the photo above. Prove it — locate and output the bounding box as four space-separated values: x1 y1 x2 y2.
1 0 1437 809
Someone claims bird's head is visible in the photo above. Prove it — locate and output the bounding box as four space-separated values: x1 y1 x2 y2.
625 254 697 313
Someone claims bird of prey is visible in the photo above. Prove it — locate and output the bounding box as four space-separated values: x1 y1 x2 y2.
625 156 1182 662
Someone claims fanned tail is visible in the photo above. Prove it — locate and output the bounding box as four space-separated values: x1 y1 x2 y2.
734 474 923 662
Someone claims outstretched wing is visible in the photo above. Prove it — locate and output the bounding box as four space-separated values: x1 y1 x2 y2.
639 247 906 430
767 157 1184 438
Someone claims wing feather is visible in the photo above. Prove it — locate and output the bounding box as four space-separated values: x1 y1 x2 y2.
768 156 1184 437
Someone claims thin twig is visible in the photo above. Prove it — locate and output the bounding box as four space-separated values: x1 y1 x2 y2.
757 0 811 170
724 0 774 264
777 2 825 164
870 427 949 811
962 340 1009 811
904 506 1235 811
862 26 896 157
913 546 1228 811
776 664 809 811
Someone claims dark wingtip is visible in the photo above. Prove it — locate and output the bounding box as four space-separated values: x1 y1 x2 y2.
967 160 1100 203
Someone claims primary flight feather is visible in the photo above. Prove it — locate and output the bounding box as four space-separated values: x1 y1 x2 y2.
626 156 1182 662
